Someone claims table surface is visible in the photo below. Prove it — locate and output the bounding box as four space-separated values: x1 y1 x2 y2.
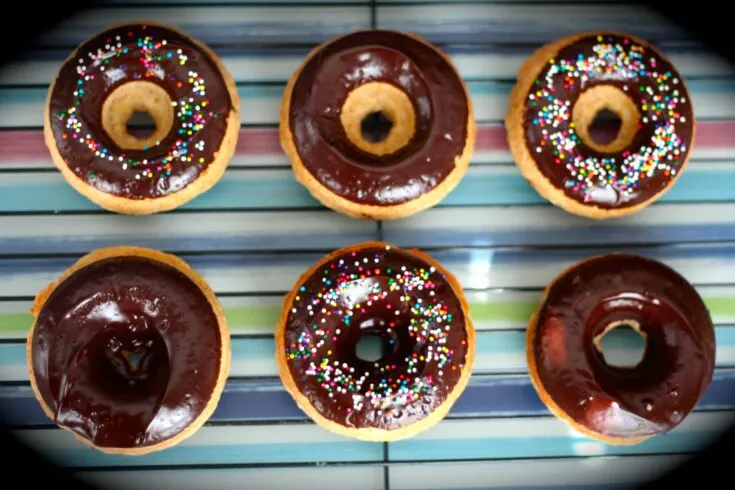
1 0 734 489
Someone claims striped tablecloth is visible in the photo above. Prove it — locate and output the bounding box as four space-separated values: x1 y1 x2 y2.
1 1 734 489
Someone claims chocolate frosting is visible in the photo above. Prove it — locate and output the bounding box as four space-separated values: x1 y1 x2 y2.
531 254 715 439
283 244 469 430
30 256 222 449
48 24 234 200
287 30 470 206
522 33 694 208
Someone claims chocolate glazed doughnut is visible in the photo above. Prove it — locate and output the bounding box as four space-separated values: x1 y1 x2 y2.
276 242 475 440
26 247 231 454
527 254 715 445
280 30 475 220
44 22 240 215
506 32 695 219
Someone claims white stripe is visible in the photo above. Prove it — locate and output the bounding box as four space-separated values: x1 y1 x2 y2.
404 410 732 441
0 210 372 240
230 356 276 377
2 248 735 299
378 4 673 25
448 249 735 290
385 203 735 234
0 259 305 303
390 455 687 489
80 467 384 490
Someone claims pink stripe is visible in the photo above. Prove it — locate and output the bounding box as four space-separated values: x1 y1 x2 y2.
2 120 734 165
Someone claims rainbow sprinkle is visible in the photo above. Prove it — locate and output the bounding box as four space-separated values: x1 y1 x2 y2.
57 26 215 184
285 245 465 420
527 34 690 203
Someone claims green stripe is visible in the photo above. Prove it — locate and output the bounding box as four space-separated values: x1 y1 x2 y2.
0 313 32 337
226 305 281 333
467 300 538 325
3 294 733 339
705 297 735 318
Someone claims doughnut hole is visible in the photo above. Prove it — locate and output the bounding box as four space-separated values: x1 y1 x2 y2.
593 320 648 369
101 80 174 151
340 81 416 157
361 111 394 144
126 111 157 140
352 316 401 364
355 331 388 362
588 109 622 146
572 85 640 154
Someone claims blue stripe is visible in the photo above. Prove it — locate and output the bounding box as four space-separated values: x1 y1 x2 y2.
4 365 735 427
0 227 380 255
3 243 735 276
1 220 733 256
442 169 735 206
0 173 318 212
44 441 381 468
1 167 735 213
384 222 735 249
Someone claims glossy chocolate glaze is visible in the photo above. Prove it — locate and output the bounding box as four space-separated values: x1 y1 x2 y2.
523 33 694 208
30 256 221 448
48 24 233 200
283 245 469 430
288 30 470 206
532 254 714 439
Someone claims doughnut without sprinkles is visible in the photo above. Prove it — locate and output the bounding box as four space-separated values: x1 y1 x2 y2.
26 246 231 455
275 242 475 441
280 30 475 220
527 253 715 445
506 32 695 219
44 22 240 215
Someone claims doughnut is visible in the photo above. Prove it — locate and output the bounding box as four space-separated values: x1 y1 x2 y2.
26 247 231 454
275 242 475 440
44 22 240 215
505 32 695 219
279 30 475 220
527 253 715 445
